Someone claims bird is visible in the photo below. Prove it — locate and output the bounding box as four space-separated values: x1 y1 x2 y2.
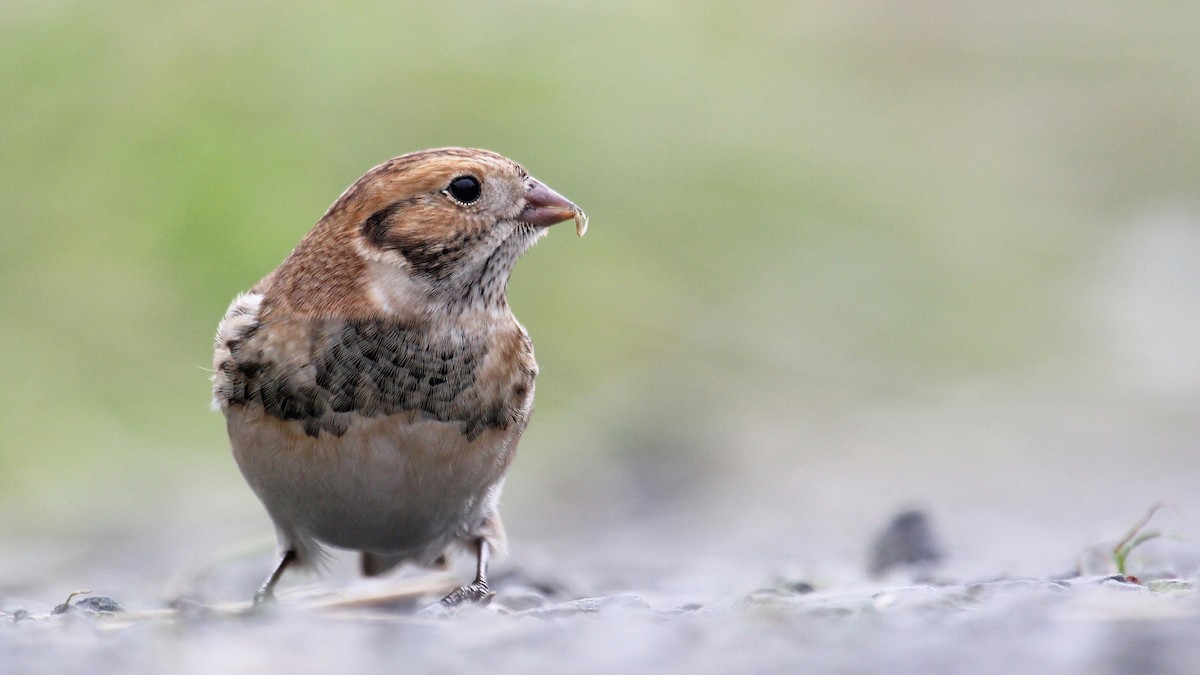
211 147 586 607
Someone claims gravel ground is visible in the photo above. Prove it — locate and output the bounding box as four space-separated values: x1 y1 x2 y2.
5 569 1199 674
5 494 1200 675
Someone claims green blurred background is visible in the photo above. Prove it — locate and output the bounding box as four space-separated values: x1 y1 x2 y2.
2 1 1199 594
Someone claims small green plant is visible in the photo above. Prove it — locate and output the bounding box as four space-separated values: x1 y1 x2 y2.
1110 501 1175 579
51 590 92 615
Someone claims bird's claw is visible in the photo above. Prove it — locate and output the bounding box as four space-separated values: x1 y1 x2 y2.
441 582 494 608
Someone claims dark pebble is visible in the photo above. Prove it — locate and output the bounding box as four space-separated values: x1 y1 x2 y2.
868 509 944 578
75 596 124 614
54 596 125 615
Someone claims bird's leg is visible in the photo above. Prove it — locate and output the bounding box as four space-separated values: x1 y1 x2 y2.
441 538 495 607
253 549 297 606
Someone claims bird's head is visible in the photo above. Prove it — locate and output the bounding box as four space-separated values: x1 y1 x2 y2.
272 148 584 321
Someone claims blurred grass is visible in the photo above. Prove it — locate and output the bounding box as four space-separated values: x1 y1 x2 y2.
2 1 1199 529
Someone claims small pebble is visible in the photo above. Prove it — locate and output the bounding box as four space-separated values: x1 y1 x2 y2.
75 596 125 614
868 510 944 578
52 595 125 615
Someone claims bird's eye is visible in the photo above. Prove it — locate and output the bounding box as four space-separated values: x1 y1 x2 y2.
446 175 482 204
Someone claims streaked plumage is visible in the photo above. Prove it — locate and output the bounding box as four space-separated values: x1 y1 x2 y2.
212 148 583 606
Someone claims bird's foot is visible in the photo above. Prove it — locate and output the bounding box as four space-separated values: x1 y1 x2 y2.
252 589 277 608
441 581 494 608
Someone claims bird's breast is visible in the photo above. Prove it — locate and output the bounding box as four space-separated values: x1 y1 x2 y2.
214 299 538 555
214 302 537 443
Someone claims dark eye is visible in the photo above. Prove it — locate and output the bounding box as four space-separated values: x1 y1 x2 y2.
446 175 482 204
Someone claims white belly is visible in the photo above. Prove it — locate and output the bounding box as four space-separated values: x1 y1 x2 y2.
227 405 515 565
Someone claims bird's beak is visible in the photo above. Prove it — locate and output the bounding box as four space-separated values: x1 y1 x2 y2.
520 179 587 236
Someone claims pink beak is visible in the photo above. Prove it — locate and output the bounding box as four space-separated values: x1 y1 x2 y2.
519 179 579 227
